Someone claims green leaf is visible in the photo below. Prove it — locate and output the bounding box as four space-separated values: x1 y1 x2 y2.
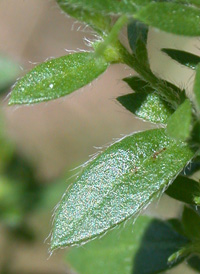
187 255 200 272
118 77 173 124
57 0 111 34
162 48 200 70
166 99 192 141
9 53 108 105
135 3 200 36
193 63 200 114
175 0 200 8
165 176 200 205
167 218 186 236
182 206 200 240
51 128 194 250
0 55 19 93
55 0 154 16
127 20 148 53
66 216 188 274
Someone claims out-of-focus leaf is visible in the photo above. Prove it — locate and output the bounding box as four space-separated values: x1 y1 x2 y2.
162 48 200 70
9 53 108 105
67 216 188 274
193 63 200 114
51 128 194 250
0 55 19 93
187 255 200 272
165 176 200 205
118 77 173 124
167 218 186 237
135 3 200 36
166 99 192 141
57 0 111 34
176 0 200 8
182 206 200 240
127 20 148 53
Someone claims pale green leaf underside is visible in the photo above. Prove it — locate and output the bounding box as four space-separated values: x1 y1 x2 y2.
67 216 187 274
135 3 200 36
9 53 108 105
57 0 111 34
51 128 194 250
166 99 192 141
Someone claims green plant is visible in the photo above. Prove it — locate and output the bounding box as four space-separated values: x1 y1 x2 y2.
8 0 200 273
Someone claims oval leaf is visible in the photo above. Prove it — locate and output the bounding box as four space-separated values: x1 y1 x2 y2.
9 53 108 105
135 3 200 36
67 216 188 274
51 128 194 250
162 48 200 70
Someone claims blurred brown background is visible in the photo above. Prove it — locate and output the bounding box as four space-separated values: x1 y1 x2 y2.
0 0 199 273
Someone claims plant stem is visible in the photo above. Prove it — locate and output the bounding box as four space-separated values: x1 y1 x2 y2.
94 15 128 58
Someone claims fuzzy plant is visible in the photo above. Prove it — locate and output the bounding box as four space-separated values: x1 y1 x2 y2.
9 0 200 273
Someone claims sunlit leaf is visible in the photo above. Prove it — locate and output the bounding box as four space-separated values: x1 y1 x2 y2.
162 48 200 70
67 216 188 274
51 128 194 250
9 53 108 105
166 99 192 141
118 77 173 124
135 3 200 36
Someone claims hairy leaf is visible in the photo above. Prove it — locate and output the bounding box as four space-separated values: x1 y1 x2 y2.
118 77 173 124
56 0 154 16
9 53 108 105
162 48 200 70
135 3 200 36
182 206 200 240
57 0 111 34
194 63 200 114
166 99 192 141
165 176 200 205
66 216 188 274
51 128 194 249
